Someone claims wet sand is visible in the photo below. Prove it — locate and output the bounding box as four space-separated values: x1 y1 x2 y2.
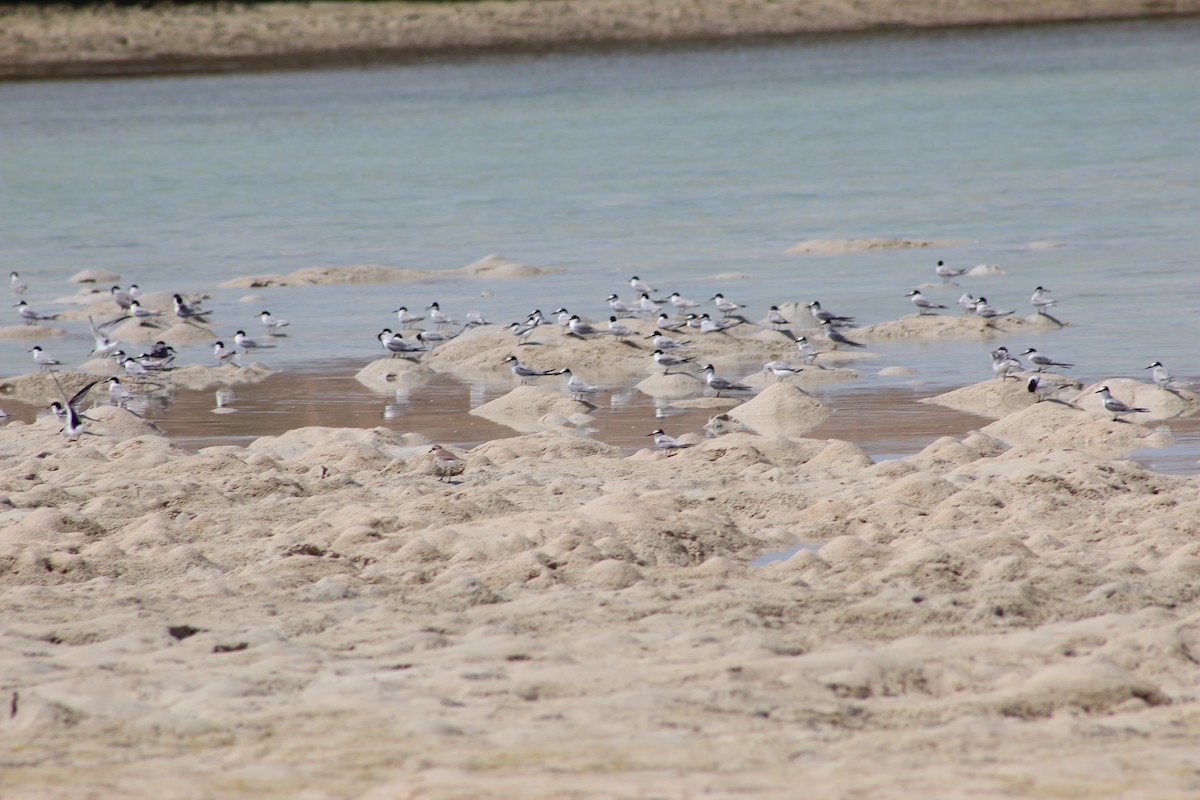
3 0 1200 79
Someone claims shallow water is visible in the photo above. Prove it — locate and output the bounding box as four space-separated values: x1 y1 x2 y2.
1 19 1198 468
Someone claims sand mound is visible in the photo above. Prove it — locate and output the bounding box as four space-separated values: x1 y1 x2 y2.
1073 379 1200 421
218 255 561 289
469 385 596 433
923 376 1047 418
726 382 829 437
635 371 705 399
355 358 435 392
856 313 1034 340
0 370 106 405
0 324 67 340
786 238 964 254
458 253 562 278
68 268 122 283
980 400 1167 454
165 362 273 391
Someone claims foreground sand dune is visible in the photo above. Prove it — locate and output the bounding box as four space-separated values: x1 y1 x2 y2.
2 378 1199 797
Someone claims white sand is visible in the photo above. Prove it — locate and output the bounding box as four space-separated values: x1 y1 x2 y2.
2 374 1200 797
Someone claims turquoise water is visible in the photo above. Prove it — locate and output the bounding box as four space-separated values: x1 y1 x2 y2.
1 19 1198 460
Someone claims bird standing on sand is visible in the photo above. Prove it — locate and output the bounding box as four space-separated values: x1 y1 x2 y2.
711 293 744 317
766 306 790 328
1145 361 1189 390
1020 347 1073 372
1094 386 1150 421
702 364 752 397
808 300 855 325
991 347 1024 380
568 315 609 337
795 336 820 365
429 445 466 482
821 320 866 349
504 355 557 383
1026 376 1076 404
1030 286 1058 314
652 349 695 374
906 289 948 315
648 429 695 453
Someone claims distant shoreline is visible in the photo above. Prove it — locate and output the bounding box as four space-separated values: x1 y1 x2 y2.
3 0 1200 80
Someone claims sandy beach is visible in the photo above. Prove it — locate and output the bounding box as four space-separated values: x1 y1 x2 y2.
2 285 1200 797
4 5 1200 798
3 0 1200 79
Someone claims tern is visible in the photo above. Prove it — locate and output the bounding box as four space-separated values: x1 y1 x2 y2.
10 271 28 296
630 276 657 295
646 330 689 350
213 341 238 365
1026 376 1076 403
464 310 489 327
763 361 805 381
111 285 134 310
235 330 272 350
378 329 425 356
88 316 123 358
934 260 967 283
426 301 456 329
906 289 948 315
668 292 701 309
608 317 638 338
107 376 136 407
991 347 1024 380
699 314 739 334
702 364 752 396
652 349 695 374
173 294 209 322
504 355 557 383
50 378 100 439
560 368 601 399
766 306 790 328
655 312 687 332
648 428 695 453
711 293 744 317
260 310 290 336
1030 286 1058 314
607 294 636 316
821 319 866 349
568 315 609 337
1094 386 1149 421
958 293 977 314
15 300 54 325
637 293 662 314
795 336 820 365
393 306 425 326
507 319 539 343
973 297 1013 321
29 345 63 371
1145 361 1190 390
808 300 854 324
1020 348 1073 372
129 300 164 321
416 330 458 347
